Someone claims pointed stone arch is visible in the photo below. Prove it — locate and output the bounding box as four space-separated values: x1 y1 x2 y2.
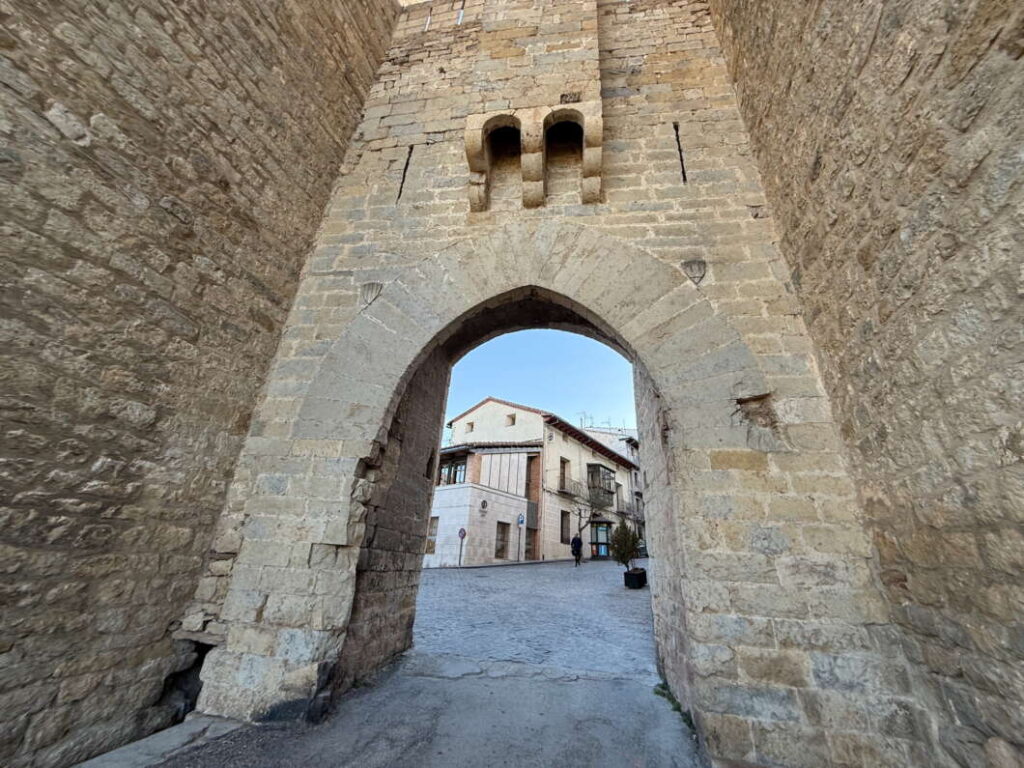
196 221 907 767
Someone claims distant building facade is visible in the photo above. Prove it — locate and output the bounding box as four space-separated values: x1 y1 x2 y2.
582 426 645 543
423 398 640 567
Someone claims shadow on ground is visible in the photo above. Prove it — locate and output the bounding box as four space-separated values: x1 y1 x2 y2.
157 560 701 768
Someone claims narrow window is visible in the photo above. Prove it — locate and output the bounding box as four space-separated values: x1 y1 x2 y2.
505 413 516 426
545 120 583 202
487 125 522 209
559 458 570 491
425 516 439 554
560 511 571 544
495 522 510 559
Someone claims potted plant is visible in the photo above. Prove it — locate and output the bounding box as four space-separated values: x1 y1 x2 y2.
610 521 646 589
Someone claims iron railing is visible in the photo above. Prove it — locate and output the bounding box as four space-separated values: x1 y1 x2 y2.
557 478 614 509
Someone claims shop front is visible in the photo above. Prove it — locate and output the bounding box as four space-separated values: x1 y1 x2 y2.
590 520 612 559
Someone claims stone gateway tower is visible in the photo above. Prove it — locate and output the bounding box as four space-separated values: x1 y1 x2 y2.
1 2 1021 768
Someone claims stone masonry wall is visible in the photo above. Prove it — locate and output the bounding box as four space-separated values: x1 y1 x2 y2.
335 348 449 699
196 2 930 766
0 1 398 765
707 2 1024 766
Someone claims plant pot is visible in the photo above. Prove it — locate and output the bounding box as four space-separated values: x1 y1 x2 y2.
624 568 647 589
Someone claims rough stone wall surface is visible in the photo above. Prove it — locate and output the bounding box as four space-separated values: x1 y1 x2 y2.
0 1 398 765
707 2 1024 766
194 2 930 766
334 349 449 698
398 0 600 112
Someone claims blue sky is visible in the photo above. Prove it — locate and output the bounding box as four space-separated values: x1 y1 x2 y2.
443 329 636 434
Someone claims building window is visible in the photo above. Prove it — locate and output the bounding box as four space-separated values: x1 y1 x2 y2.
438 458 466 485
505 413 516 426
587 463 615 493
587 464 615 509
425 516 439 554
465 421 474 433
560 511 571 544
559 457 570 491
495 522 510 559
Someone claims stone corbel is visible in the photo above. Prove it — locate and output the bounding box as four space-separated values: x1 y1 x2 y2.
520 111 545 208
463 99 603 211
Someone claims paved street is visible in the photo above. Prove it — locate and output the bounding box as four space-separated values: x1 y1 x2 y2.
158 560 701 768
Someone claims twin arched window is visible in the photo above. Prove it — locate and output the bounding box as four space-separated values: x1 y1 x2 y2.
468 109 595 211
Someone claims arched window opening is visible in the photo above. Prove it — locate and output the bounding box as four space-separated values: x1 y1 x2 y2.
544 120 583 203
486 125 522 210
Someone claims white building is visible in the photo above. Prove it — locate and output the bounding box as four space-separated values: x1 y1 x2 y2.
423 398 641 567
583 426 645 542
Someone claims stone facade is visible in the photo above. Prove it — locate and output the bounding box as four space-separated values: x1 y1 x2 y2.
708 2 1024 766
425 478 531 567
187 1 924 766
0 1 398 765
3 1 1021 768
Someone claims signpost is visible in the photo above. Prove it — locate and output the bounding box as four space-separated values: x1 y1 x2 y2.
517 513 525 562
458 527 466 567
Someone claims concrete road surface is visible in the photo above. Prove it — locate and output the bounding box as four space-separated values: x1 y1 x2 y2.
156 559 702 768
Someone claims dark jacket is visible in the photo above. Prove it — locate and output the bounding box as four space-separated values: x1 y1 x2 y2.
570 535 583 554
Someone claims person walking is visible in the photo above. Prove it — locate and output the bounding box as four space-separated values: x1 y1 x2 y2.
570 532 583 567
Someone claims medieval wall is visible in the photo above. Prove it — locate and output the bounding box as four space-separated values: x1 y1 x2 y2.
193 2 927 767
707 2 1024 766
0 1 399 765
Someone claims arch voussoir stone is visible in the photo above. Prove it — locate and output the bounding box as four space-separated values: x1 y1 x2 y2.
194 221 908 768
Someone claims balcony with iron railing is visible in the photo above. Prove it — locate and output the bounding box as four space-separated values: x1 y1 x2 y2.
557 477 587 498
616 499 644 519
557 478 614 509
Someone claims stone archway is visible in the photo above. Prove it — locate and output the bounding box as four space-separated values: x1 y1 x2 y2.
195 222 911 767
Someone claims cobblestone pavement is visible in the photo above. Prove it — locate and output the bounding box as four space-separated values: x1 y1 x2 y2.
413 558 661 683
158 560 701 768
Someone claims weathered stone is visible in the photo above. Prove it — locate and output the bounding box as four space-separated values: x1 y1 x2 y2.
5 0 1020 767
711 0 1024 763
